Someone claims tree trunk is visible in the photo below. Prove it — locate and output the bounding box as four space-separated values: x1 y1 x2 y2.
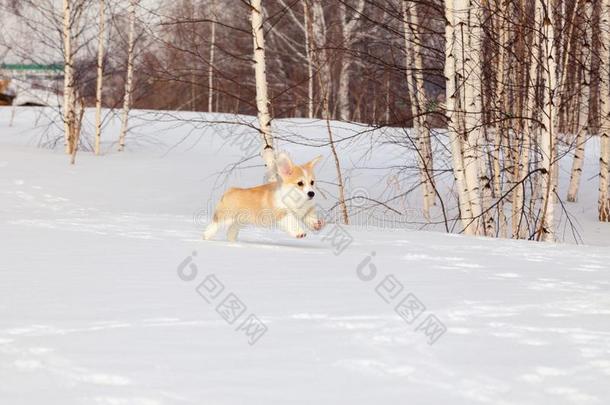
70 98 85 165
94 0 105 155
308 1 348 223
118 0 137 152
461 0 484 235
599 0 610 221
323 91 349 225
250 0 277 181
512 0 541 238
385 69 391 123
62 0 82 161
337 63 351 121
567 0 592 202
311 0 331 100
336 0 365 122
492 0 508 237
537 0 558 241
208 0 216 113
403 0 435 219
62 0 75 155
303 0 314 118
445 0 475 235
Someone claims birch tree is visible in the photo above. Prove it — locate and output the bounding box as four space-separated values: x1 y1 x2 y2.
512 0 542 238
94 0 105 155
118 0 138 152
62 0 86 160
275 0 314 117
311 0 331 106
70 99 85 165
298 0 349 223
62 0 76 155
303 0 314 118
208 0 216 112
461 0 484 235
492 0 509 237
403 0 435 219
567 0 592 202
250 0 277 180
445 0 484 235
337 0 366 121
599 0 610 221
446 0 474 234
537 0 558 241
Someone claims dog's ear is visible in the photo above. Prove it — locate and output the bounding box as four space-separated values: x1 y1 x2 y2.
276 153 294 177
304 155 323 170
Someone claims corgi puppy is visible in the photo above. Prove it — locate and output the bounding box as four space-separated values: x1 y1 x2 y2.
203 153 325 242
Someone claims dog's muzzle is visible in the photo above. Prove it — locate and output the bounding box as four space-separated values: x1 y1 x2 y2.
307 191 315 199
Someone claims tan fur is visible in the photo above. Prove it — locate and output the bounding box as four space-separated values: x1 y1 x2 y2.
203 154 324 241
213 183 288 224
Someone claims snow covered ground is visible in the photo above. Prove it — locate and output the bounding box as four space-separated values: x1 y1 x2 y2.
1 107 610 404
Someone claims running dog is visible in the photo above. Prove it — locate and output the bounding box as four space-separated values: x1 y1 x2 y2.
203 153 324 241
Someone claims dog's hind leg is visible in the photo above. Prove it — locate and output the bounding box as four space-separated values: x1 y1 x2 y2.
203 210 228 240
203 220 220 240
226 223 241 242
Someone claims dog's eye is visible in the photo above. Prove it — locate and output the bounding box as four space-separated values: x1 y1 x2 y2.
297 181 304 187
310 180 314 186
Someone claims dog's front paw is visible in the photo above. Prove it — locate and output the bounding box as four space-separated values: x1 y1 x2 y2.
296 233 307 239
313 219 324 231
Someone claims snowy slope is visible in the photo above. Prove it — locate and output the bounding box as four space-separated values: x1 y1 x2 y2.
2 107 609 244
1 107 610 404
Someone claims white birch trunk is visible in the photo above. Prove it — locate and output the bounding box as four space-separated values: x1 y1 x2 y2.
599 0 610 221
251 0 277 181
307 1 348 223
62 0 74 155
94 0 105 156
118 0 137 152
445 0 475 235
303 0 314 118
70 98 85 165
311 0 331 97
208 0 216 113
462 0 484 235
190 1 197 112
493 4 508 237
538 0 558 241
336 0 365 121
385 70 391 123
403 0 435 219
337 63 351 121
567 81 589 201
323 93 349 225
567 0 592 202
512 0 542 238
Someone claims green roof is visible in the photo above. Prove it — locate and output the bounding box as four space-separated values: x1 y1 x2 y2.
1 63 63 71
